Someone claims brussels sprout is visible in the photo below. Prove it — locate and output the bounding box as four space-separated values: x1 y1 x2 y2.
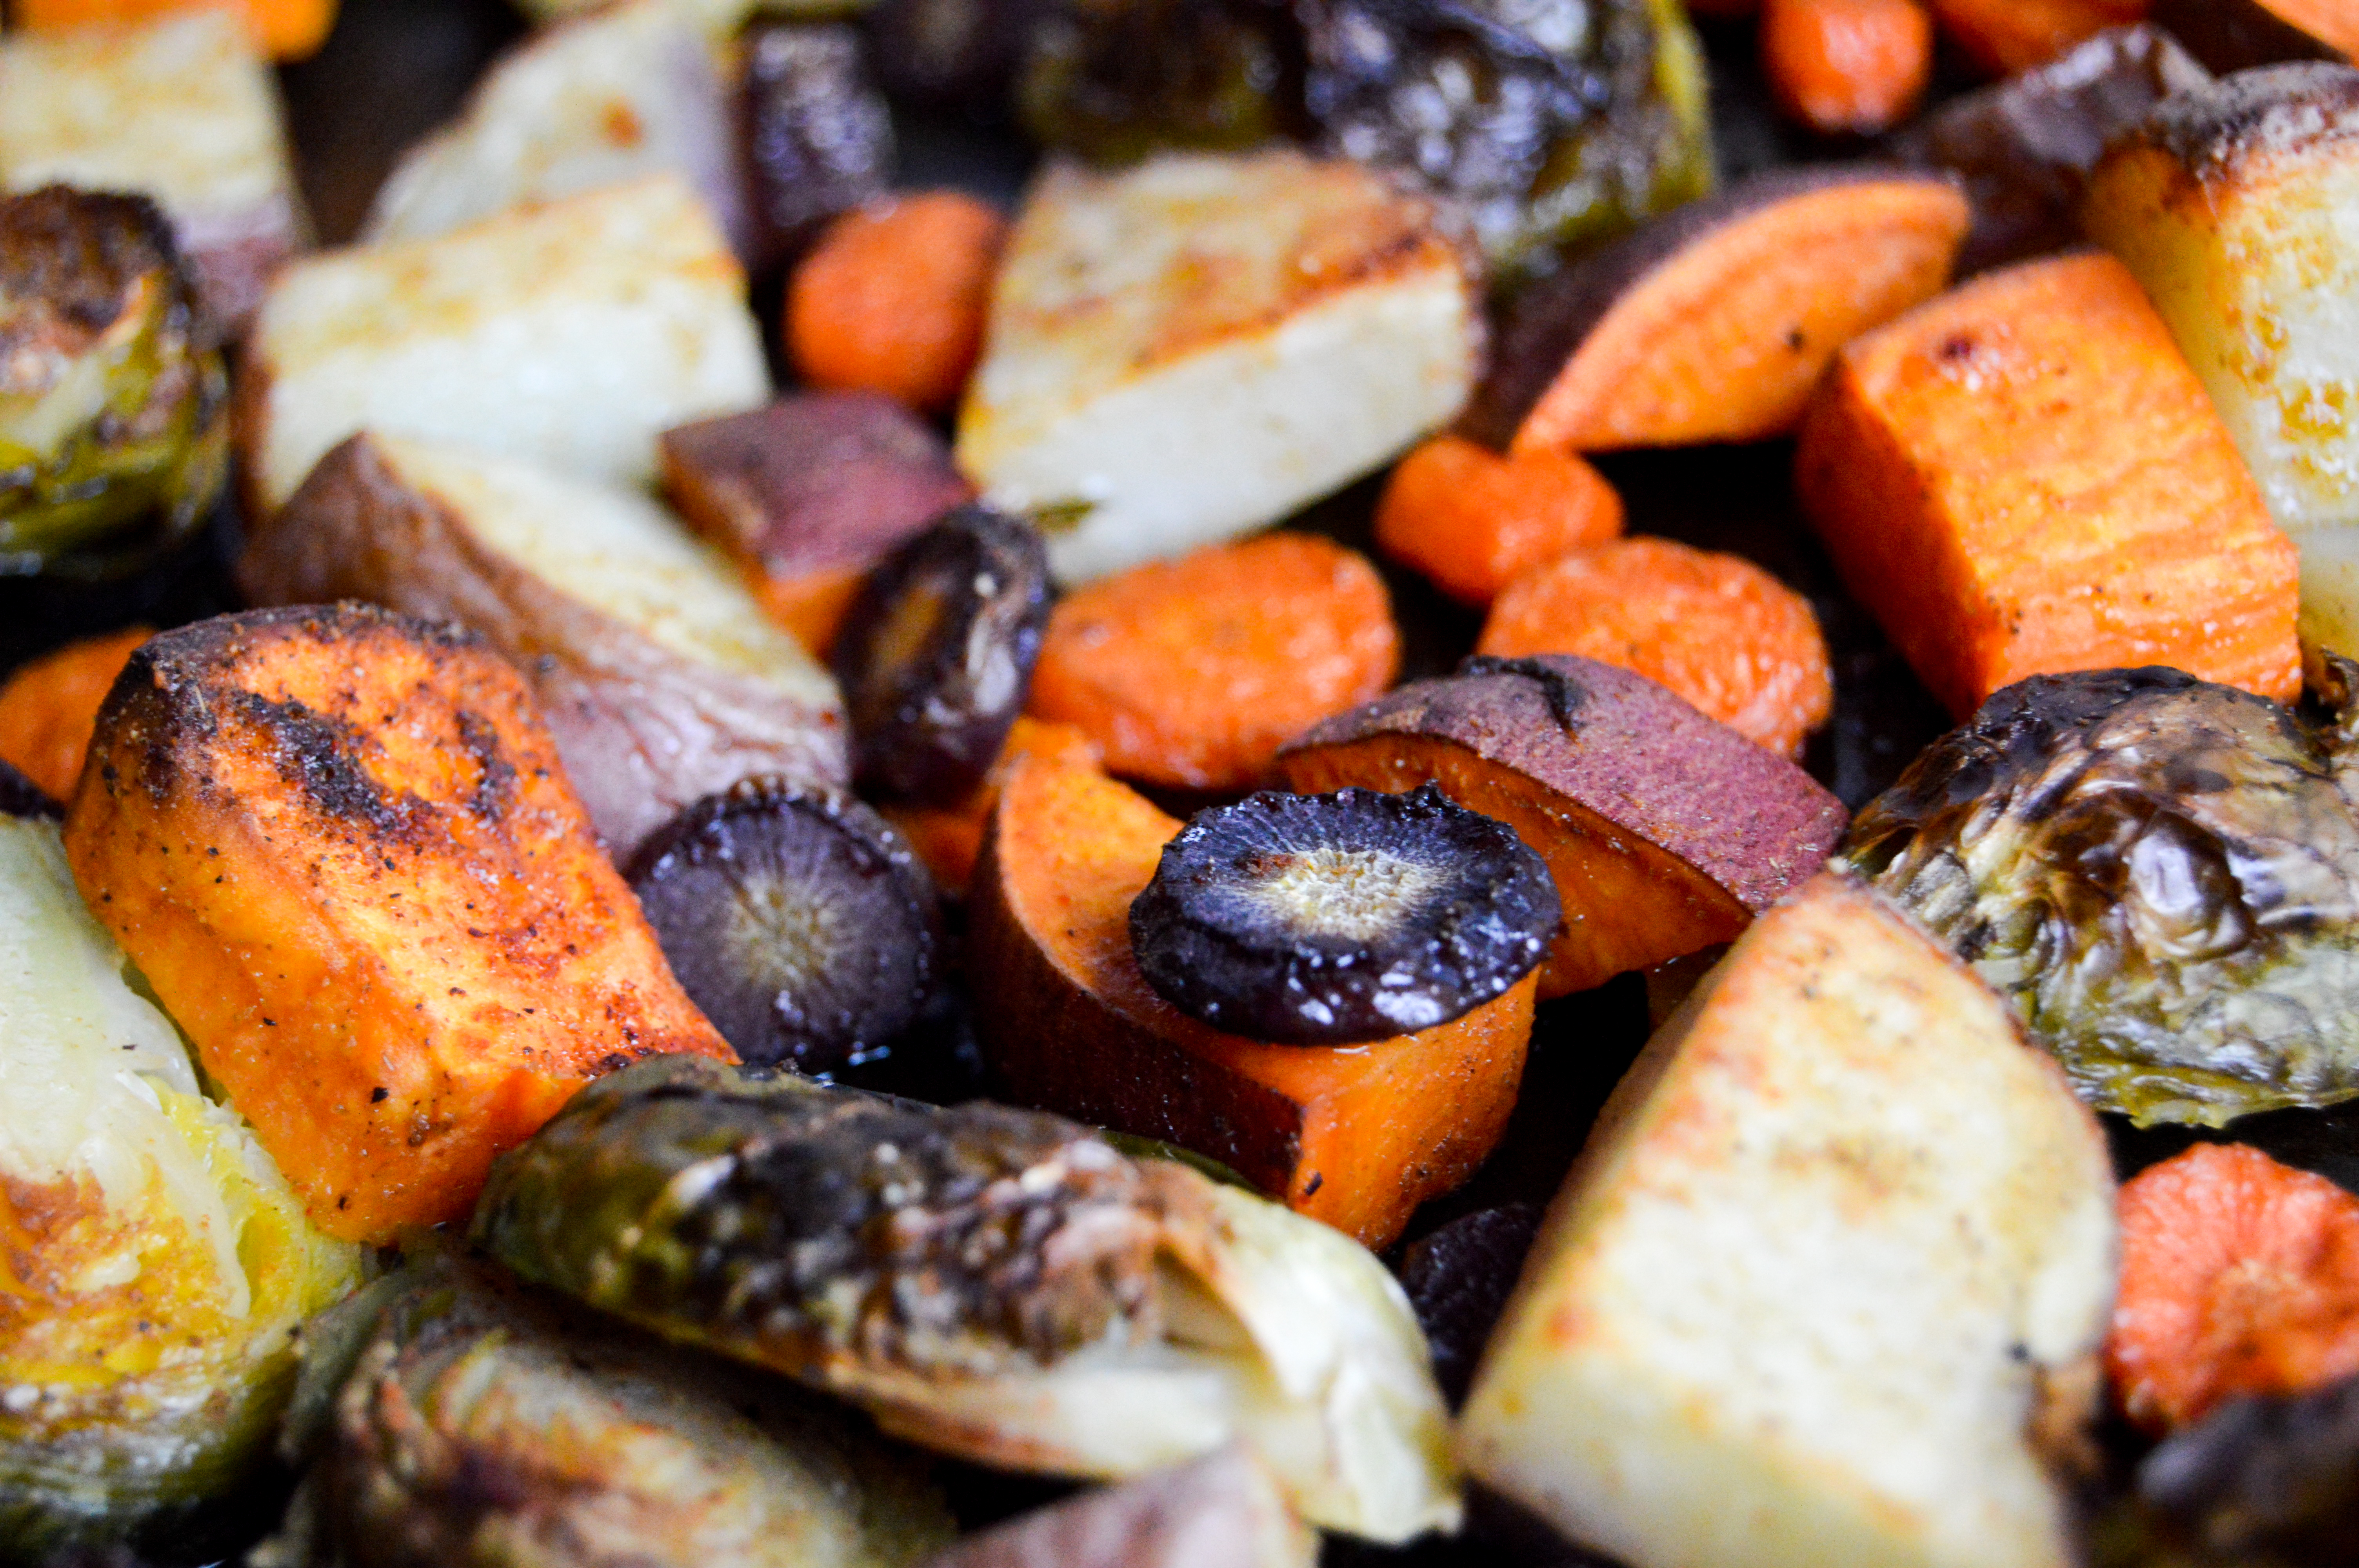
1016 0 1304 165
1841 663 2359 1128
471 1056 1462 1545
0 186 228 579
1300 0 1715 280
0 813 363 1561
255 1247 953 1568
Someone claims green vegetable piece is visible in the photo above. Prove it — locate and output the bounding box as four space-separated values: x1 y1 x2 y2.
0 186 229 579
471 1056 1462 1544
1841 661 2359 1129
256 1246 952 1568
1016 0 1305 165
0 813 364 1561
1301 0 1714 282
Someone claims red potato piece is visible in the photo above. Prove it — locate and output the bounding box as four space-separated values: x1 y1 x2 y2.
1278 655 1847 998
1464 166 1970 454
660 393 976 655
967 751 1534 1252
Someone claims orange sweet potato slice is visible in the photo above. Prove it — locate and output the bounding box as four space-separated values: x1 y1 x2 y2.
64 603 734 1244
1278 655 1846 998
967 750 1532 1251
1464 166 1969 454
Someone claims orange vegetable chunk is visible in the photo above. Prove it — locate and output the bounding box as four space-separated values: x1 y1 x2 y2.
2107 1143 2359 1432
878 715 1103 897
1931 0 2152 74
967 751 1532 1251
13 0 338 60
0 626 150 801
787 191 1009 414
1796 251 2301 718
63 604 734 1244
1027 532 1400 791
1478 537 1834 759
1374 436 1625 607
1762 0 1935 135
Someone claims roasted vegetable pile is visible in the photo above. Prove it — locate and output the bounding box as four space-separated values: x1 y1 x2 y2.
9 0 2359 1564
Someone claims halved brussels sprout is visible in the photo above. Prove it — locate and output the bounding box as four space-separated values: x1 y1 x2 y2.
1301 0 1715 280
256 1247 953 1568
1841 662 2359 1127
0 812 363 1560
471 1056 1462 1545
1016 0 1305 166
0 186 228 579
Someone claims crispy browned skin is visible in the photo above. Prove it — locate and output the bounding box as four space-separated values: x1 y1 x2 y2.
1279 656 1847 997
64 603 734 1244
967 751 1530 1251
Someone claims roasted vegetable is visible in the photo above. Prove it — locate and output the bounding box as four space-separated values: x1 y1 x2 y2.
1841 664 2359 1127
1026 532 1399 790
1372 435 1625 608
1760 0 1932 136
0 186 226 579
2147 0 2358 73
12 0 339 62
0 10 311 335
1129 784 1559 1043
1892 23 2209 276
931 1448 1316 1568
472 1054 1463 1543
0 626 147 802
362 0 754 261
969 749 1534 1248
1017 0 1302 165
0 809 363 1559
865 0 1043 113
240 174 768 513
1465 165 1969 452
1460 872 2117 1568
788 192 1008 414
1279 654 1848 997
2083 64 2359 541
2117 1374 2359 1567
832 504 1052 804
1300 0 1714 281
742 22 896 266
1796 252 2303 719
1395 1203 1541 1409
64 603 736 1244
956 149 1479 584
268 1249 953 1568
240 431 849 862
627 778 943 1074
1929 0 2149 76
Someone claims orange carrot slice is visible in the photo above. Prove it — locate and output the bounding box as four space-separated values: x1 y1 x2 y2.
787 191 1008 414
0 626 150 802
1374 436 1625 608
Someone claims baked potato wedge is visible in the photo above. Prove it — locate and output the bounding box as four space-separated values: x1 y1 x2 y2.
0 808 363 1560
241 432 847 861
363 0 753 260
0 10 308 335
62 603 735 1246
1460 872 2117 1568
240 174 769 514
956 149 1481 584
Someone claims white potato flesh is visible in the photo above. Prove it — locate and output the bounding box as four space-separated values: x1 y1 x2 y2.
2086 65 2359 536
1459 873 2117 1568
364 0 750 259
247 173 768 510
957 151 1480 584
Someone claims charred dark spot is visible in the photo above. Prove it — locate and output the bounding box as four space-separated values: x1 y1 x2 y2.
231 691 409 832
1938 332 1978 362
371 1087 390 1103
454 710 517 822
1460 654 1590 731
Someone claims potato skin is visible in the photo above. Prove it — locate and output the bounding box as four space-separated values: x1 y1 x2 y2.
240 433 848 860
64 603 734 1244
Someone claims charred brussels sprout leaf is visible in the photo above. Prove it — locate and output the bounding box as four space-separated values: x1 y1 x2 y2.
1017 0 1306 164
0 814 363 1560
265 1248 952 1568
1841 663 2359 1127
1300 0 1714 280
0 187 228 578
471 1056 1462 1544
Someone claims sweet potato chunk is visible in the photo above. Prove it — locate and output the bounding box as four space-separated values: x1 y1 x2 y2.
1279 656 1846 998
1467 167 1968 454
63 604 734 1244
966 750 1532 1251
1796 252 2303 718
